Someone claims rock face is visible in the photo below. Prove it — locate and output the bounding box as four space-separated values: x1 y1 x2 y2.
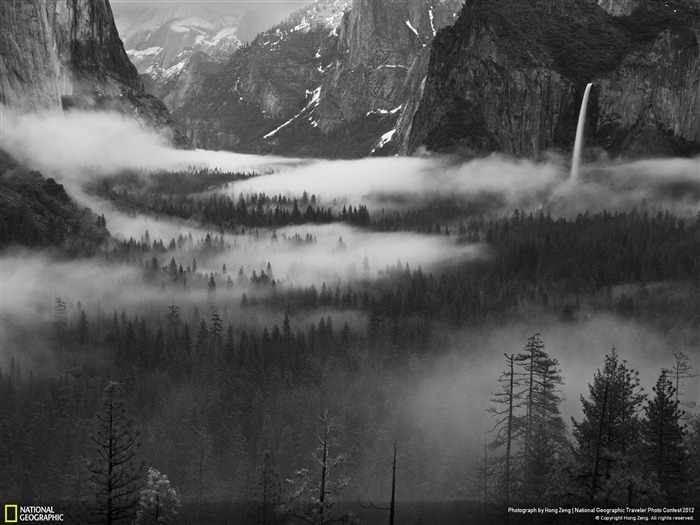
0 0 188 146
171 0 463 157
597 0 644 17
404 0 700 157
316 0 463 133
595 28 700 156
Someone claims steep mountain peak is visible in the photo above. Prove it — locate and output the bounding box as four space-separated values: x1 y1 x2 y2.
1 0 141 111
256 0 351 40
0 0 188 146
115 1 240 81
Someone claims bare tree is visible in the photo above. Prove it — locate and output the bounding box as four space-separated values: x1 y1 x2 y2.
487 353 522 510
359 440 398 525
288 410 349 523
664 351 697 413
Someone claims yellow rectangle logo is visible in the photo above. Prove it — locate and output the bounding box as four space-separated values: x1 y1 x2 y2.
5 504 18 523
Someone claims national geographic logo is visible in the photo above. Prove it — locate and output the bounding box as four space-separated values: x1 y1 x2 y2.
3 505 64 522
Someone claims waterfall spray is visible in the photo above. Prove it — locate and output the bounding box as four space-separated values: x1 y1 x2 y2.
571 82 593 181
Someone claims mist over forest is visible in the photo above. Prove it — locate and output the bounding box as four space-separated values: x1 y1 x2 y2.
1 106 699 525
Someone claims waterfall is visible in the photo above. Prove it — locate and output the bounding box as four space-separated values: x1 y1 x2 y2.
571 82 593 181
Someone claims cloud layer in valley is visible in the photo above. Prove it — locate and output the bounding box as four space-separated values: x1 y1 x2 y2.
3 107 698 222
0 106 297 180
231 154 700 216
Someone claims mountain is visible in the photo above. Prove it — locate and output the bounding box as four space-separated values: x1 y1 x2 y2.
169 0 464 158
0 150 110 255
111 1 318 112
159 0 698 159
401 0 700 157
236 2 320 44
0 0 188 146
113 3 241 85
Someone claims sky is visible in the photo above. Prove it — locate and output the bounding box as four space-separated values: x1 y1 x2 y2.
110 0 313 16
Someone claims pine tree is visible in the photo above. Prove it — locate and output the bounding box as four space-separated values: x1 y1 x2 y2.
78 310 89 345
167 258 178 282
685 415 700 505
488 336 566 505
514 333 548 451
642 372 688 503
249 450 283 525
470 442 498 522
86 382 144 524
210 311 223 350
135 467 181 524
571 348 647 504
519 351 567 503
188 427 214 523
54 297 67 338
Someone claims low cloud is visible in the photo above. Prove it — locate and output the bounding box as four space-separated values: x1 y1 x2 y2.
3 107 697 221
231 152 700 217
0 106 295 180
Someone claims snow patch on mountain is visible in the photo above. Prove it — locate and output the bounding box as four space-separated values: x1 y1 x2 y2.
264 87 322 139
405 20 420 36
370 128 397 155
115 3 241 84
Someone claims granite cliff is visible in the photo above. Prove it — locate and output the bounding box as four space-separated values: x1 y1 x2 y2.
402 0 700 157
315 0 463 133
0 0 188 146
170 0 463 157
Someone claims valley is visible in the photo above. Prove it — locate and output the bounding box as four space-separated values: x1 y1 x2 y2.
1 0 699 523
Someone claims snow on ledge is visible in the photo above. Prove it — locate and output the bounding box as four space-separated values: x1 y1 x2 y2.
405 20 419 37
263 87 322 139
370 128 397 155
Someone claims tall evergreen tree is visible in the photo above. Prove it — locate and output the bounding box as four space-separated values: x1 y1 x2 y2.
78 310 89 345
514 333 548 451
54 297 67 340
135 467 181 525
86 382 144 524
249 450 283 525
642 372 688 503
519 351 567 503
572 348 647 504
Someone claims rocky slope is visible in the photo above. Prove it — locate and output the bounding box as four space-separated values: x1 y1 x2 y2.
0 150 110 255
170 0 464 157
171 0 350 153
402 0 700 157
315 0 463 133
0 0 188 146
